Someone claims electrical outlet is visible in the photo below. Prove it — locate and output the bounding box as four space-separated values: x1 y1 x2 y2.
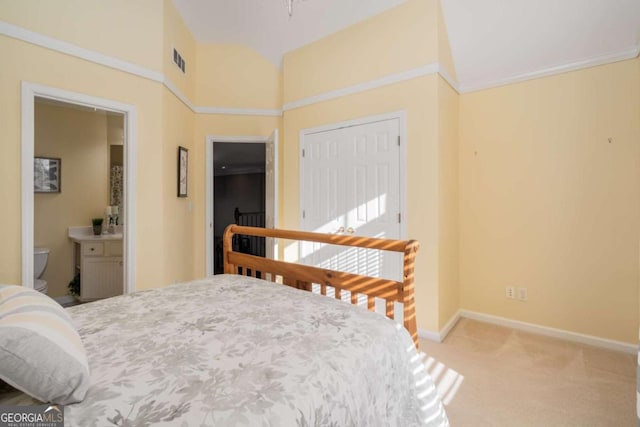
505 286 515 299
518 287 528 301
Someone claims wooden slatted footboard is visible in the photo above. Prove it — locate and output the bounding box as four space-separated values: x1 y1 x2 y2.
223 225 420 348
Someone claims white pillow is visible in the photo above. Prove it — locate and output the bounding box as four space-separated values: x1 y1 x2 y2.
0 285 90 404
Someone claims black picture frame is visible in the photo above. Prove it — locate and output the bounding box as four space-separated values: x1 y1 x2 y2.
177 146 188 197
34 157 61 193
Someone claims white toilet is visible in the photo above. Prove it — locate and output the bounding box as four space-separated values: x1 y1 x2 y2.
33 247 49 295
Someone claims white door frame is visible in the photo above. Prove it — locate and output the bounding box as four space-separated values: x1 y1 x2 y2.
21 81 137 294
299 110 408 239
205 135 277 277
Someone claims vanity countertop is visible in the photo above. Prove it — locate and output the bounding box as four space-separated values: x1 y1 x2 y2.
68 226 123 242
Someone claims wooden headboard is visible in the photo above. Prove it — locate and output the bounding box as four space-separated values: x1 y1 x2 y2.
223 225 420 348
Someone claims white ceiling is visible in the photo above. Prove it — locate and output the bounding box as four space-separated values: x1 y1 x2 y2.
441 0 640 91
173 0 640 91
172 0 407 66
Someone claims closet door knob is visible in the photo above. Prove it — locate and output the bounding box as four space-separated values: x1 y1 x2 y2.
335 226 345 234
346 227 355 234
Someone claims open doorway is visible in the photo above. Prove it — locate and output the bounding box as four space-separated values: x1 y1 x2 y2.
205 131 278 277
33 98 126 305
21 82 137 300
213 142 265 274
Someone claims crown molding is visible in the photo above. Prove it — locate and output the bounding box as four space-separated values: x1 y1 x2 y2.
0 21 165 83
194 106 282 116
4 20 637 113
0 21 281 117
163 77 195 111
436 64 460 93
460 45 640 93
283 63 442 111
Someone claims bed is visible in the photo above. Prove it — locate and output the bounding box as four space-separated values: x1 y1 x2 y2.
0 226 448 426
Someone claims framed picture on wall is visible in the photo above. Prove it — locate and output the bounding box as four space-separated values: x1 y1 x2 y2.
178 146 188 197
34 157 61 193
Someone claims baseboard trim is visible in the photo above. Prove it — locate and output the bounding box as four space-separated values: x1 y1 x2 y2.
418 328 440 342
459 310 636 354
53 295 76 306
439 310 462 341
418 310 462 343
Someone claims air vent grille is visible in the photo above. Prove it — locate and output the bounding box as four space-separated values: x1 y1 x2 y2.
173 48 186 74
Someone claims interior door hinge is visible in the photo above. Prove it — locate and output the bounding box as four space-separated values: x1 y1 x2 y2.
397 136 400 146
302 149 305 158
302 210 306 219
398 213 401 223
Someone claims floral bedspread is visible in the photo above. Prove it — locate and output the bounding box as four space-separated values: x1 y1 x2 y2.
1 275 448 426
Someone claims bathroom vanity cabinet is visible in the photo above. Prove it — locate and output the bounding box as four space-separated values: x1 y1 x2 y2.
71 236 123 302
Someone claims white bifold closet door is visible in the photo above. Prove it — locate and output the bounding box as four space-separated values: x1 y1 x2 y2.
300 118 402 282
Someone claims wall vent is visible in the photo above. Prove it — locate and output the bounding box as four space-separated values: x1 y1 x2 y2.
173 48 186 74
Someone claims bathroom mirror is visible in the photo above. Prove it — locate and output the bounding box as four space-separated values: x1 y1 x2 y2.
34 157 61 193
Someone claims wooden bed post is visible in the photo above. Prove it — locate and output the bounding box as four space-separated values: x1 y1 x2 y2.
223 225 234 274
402 240 420 349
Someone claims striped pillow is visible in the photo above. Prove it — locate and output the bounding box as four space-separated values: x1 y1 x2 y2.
0 285 90 404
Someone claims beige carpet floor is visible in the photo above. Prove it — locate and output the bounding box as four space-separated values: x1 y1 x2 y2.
420 318 636 427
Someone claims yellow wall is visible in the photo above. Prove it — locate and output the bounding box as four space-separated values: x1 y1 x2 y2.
107 114 124 146
435 0 459 329
34 102 109 297
190 40 284 277
0 35 168 290
437 1 457 81
160 0 198 284
281 0 458 333
4 0 637 346
0 0 164 72
0 3 282 293
283 0 438 104
282 76 441 331
163 0 196 100
0 0 207 292
162 90 196 284
192 114 282 277
195 43 282 109
459 59 640 343
437 76 459 328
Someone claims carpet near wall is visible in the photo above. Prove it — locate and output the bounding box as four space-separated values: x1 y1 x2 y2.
421 319 635 426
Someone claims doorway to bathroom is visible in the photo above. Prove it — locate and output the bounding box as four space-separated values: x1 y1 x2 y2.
32 98 126 305
22 82 137 304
